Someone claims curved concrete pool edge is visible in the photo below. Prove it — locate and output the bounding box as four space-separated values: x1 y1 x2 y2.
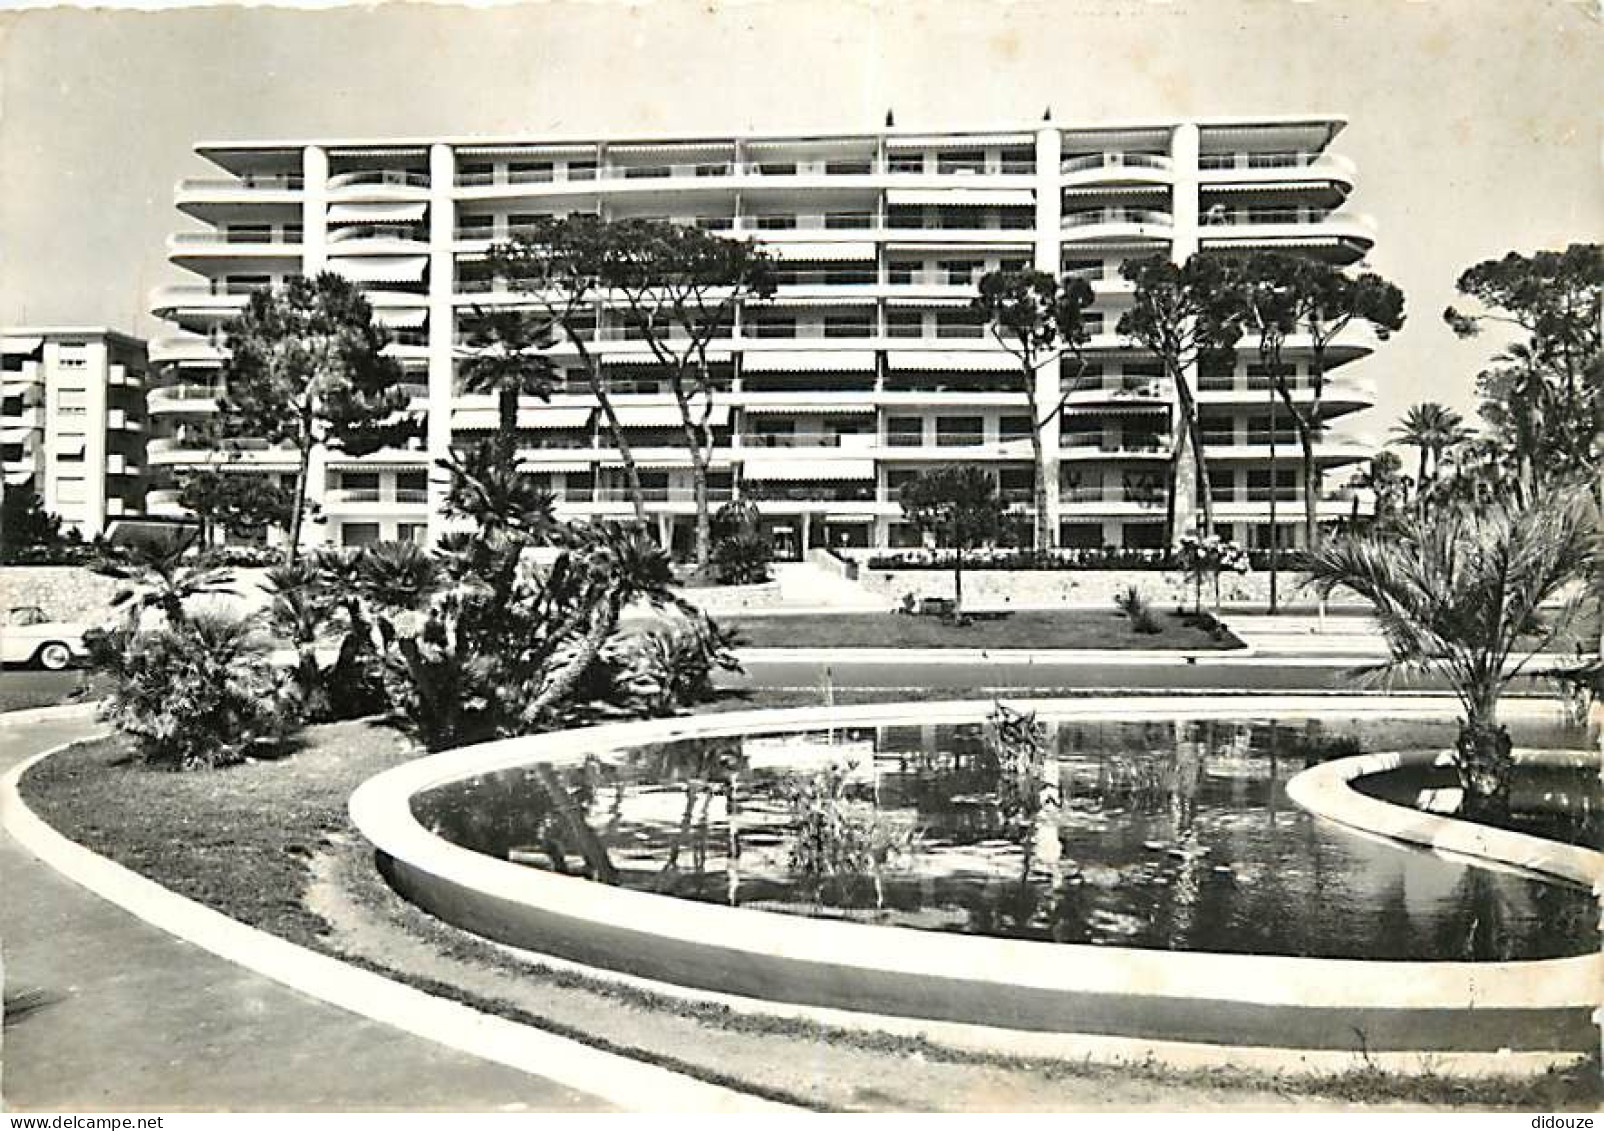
349 695 1602 1076
0 739 792 1113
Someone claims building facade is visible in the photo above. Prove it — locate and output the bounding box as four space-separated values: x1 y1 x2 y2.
2 328 148 538
147 117 1379 555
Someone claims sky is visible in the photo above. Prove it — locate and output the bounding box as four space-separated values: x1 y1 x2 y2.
1 0 1600 434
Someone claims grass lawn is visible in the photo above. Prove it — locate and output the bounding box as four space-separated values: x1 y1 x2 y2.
17 705 1601 1111
726 609 1241 650
0 669 109 714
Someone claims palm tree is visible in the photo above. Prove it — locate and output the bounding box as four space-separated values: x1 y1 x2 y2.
1390 402 1472 504
456 306 558 438
525 522 678 722
438 439 557 537
262 559 335 718
93 535 237 631
1305 479 1595 815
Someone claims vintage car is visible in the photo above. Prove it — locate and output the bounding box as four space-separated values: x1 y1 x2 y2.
3 606 89 670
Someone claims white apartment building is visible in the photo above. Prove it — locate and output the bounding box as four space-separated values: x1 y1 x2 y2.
147 117 1379 556
2 328 148 538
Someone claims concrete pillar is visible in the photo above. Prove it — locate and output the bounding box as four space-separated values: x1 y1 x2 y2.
427 142 457 546
1034 124 1064 546
297 145 332 553
301 145 328 273
83 339 108 537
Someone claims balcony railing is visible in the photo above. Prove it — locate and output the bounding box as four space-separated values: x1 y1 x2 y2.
170 230 303 247
1199 151 1355 173
148 383 224 404
328 170 431 190
1060 152 1172 174
455 160 1036 186
739 433 874 449
592 486 736 503
1058 487 1164 506
327 224 428 244
1062 208 1173 229
177 174 304 192
328 488 430 506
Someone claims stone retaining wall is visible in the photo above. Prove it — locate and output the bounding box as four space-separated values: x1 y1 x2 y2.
0 565 273 625
852 568 1360 609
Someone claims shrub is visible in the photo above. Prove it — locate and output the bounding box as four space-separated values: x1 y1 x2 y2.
584 611 744 719
89 613 288 770
1113 584 1163 634
982 701 1052 836
710 531 773 585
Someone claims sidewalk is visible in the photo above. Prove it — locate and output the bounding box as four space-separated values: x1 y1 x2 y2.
0 714 610 1112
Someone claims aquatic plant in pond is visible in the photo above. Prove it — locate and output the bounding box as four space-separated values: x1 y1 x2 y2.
784 761 917 908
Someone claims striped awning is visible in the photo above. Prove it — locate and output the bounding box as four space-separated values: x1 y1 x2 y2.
375 308 429 329
327 202 428 224
886 188 1034 207
1062 186 1170 198
885 350 1016 372
1064 401 1170 416
1 337 41 355
742 350 876 372
741 402 874 415
453 405 594 431
601 350 732 366
744 458 875 481
326 448 428 469
5 470 35 485
823 513 874 523
607 142 735 156
328 256 429 283
762 295 878 309
610 404 730 428
761 242 877 262
1206 182 1339 193
516 460 593 474
54 435 87 456
886 133 1032 149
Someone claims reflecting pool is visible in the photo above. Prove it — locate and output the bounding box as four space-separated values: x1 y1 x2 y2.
412 714 1599 961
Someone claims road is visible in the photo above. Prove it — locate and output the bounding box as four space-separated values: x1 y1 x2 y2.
10 657 1572 708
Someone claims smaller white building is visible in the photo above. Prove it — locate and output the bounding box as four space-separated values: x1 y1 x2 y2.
1 328 149 538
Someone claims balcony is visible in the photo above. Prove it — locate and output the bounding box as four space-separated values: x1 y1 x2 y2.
325 487 431 511
327 170 431 201
148 382 224 413
1060 207 1173 243
1057 487 1165 511
149 282 268 319
175 174 304 208
1060 152 1173 188
149 335 227 365
326 223 429 251
1199 150 1356 194
1199 208 1375 261
168 229 304 267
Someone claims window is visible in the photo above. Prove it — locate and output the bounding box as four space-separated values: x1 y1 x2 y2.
507 161 554 183
226 224 271 244
886 416 924 447
754 214 797 230
886 261 918 285
998 208 1034 230
748 314 796 338
823 314 872 338
398 523 429 545
885 310 924 338
940 259 983 286
937 149 985 174
340 523 381 547
825 212 871 230
936 416 983 446
54 477 86 503
826 159 872 175
340 471 380 491
934 311 985 338
565 160 597 181
999 415 1033 442
886 206 923 229
1060 522 1102 549
888 153 925 174
756 162 797 176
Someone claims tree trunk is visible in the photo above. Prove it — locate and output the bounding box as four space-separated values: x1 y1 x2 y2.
286 442 312 565
1028 412 1051 552
691 447 711 569
1021 360 1053 551
952 547 964 623
1299 432 1319 554
589 378 649 527
497 385 519 439
528 596 622 722
1170 365 1213 538
1455 716 1514 819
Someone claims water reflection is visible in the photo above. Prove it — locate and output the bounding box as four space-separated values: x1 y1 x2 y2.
411 715 1599 961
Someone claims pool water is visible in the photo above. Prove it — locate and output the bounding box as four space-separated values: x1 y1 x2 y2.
412 715 1600 961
